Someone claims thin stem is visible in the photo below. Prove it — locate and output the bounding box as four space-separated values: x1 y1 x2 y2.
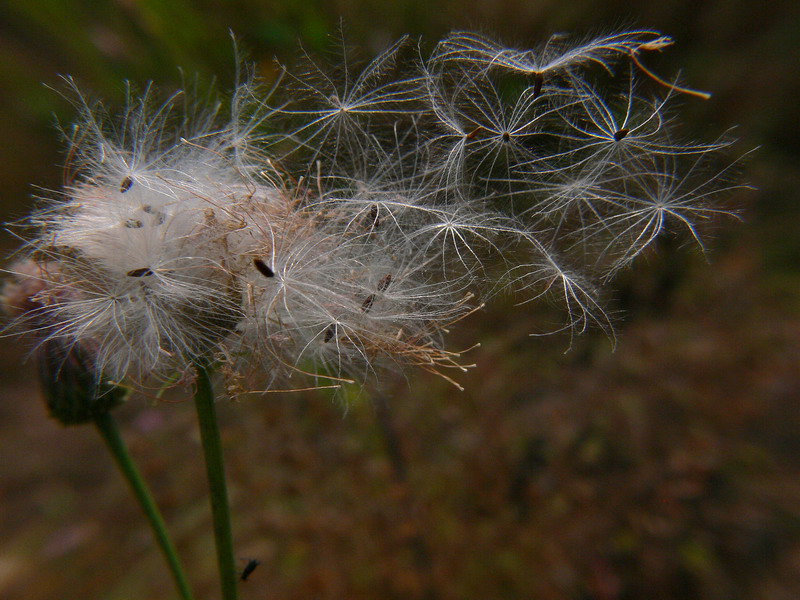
193 361 239 600
93 411 196 600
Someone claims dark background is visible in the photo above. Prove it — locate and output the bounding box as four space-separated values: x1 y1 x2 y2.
1 1 799 599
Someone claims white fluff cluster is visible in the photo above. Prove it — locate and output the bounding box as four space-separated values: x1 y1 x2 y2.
4 30 740 390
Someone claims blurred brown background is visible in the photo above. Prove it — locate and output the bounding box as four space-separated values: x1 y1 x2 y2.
1 1 799 599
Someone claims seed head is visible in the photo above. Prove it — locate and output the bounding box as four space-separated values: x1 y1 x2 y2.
3 30 744 393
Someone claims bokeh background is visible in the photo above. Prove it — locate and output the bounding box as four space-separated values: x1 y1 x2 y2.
1 1 799 599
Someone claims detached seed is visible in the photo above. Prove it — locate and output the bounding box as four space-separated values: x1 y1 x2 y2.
324 325 335 343
378 273 392 292
361 294 376 312
253 258 275 278
120 176 133 193
613 128 629 142
532 72 544 98
127 267 153 278
466 126 483 140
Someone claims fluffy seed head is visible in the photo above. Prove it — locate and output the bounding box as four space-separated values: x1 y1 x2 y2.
2 30 744 393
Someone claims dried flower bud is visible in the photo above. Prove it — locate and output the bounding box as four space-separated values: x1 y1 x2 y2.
37 338 127 426
2 259 127 424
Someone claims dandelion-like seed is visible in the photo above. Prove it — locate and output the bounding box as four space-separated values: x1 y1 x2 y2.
2 28 743 395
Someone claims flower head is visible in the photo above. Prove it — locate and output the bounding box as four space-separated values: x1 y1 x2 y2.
3 29 743 393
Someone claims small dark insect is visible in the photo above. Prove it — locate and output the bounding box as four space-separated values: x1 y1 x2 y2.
126 267 153 278
324 324 335 343
239 559 261 582
613 128 629 142
120 176 133 193
369 204 381 229
466 126 483 140
361 294 376 313
377 273 392 292
253 258 275 278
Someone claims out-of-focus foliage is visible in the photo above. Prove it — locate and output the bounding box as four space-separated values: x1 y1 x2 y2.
1 1 798 599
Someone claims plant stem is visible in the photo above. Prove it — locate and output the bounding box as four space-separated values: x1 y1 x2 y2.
193 361 239 600
93 411 196 600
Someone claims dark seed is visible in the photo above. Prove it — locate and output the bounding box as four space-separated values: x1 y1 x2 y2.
613 128 629 142
127 267 153 278
324 325 335 343
361 294 376 313
120 176 133 193
253 258 275 278
377 273 392 292
240 559 261 582
501 131 511 142
532 72 544 98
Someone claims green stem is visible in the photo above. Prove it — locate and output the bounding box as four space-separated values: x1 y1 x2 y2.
193 361 239 600
93 411 196 600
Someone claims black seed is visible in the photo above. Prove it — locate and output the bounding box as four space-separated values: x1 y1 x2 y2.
377 273 392 292
253 258 274 278
502 131 511 142
532 72 544 98
240 559 261 582
127 267 153 278
361 294 376 313
120 176 133 193
324 325 335 343
125 219 143 229
613 128 629 142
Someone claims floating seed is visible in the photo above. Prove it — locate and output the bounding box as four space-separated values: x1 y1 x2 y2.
532 72 544 98
127 267 153 278
253 258 275 278
466 126 483 140
613 128 629 142
378 273 392 292
125 219 143 229
120 176 133 193
361 294 376 312
324 325 335 343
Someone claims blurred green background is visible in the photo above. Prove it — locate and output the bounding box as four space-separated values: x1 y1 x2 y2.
1 1 799 599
